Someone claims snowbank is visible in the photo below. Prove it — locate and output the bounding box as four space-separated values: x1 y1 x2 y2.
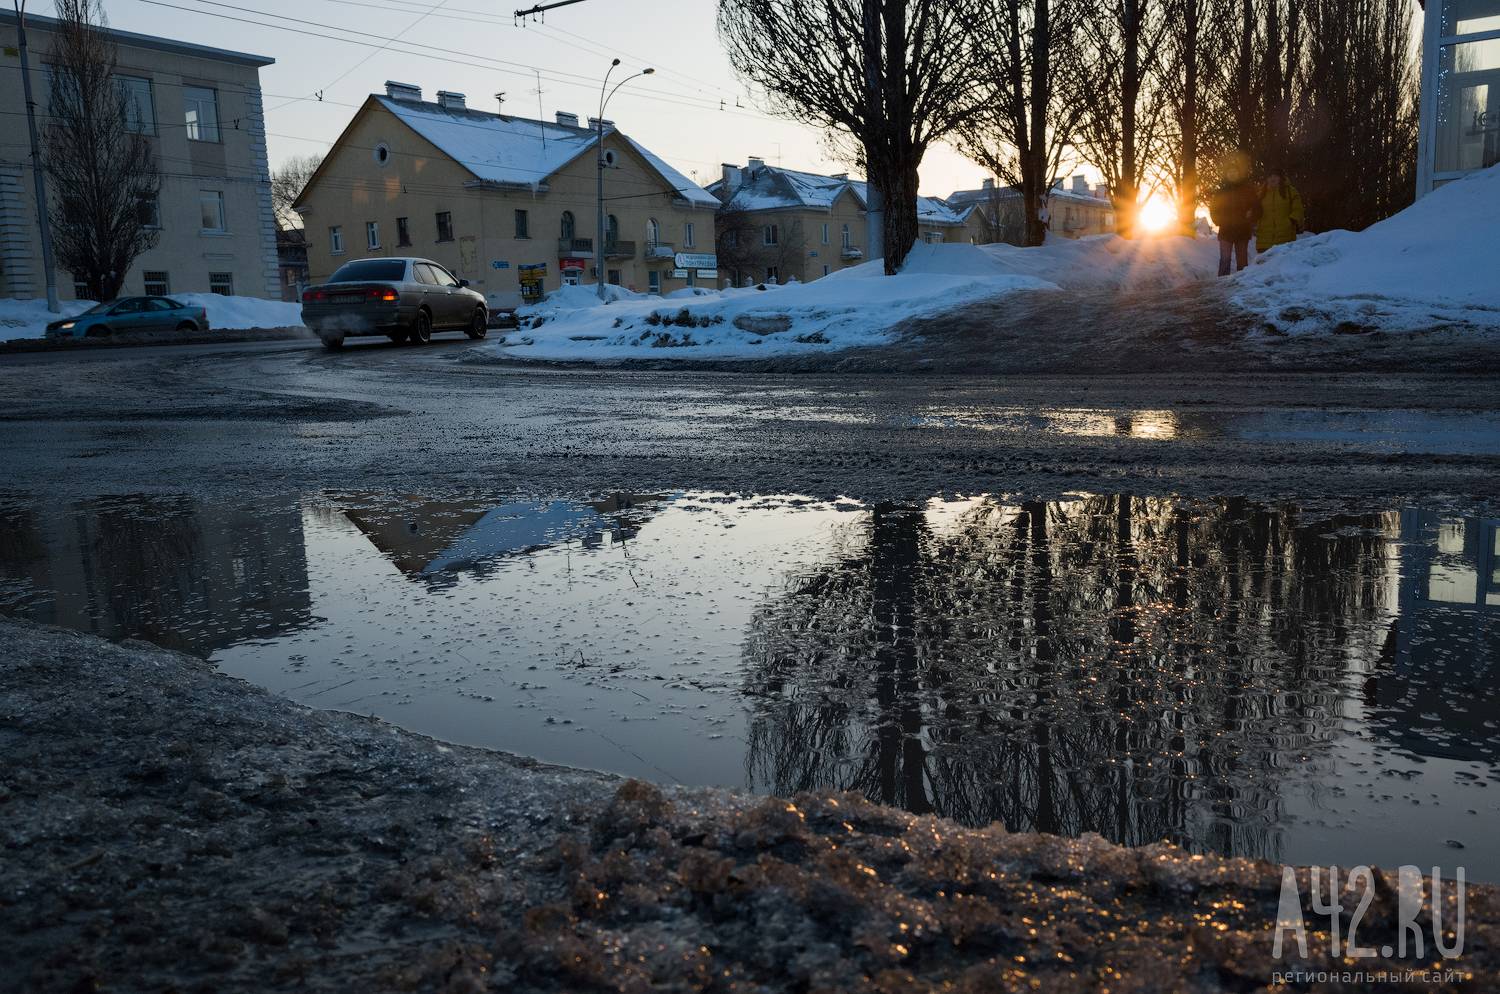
495 260 1056 360
829 236 1223 292
0 293 305 340
1232 164 1500 335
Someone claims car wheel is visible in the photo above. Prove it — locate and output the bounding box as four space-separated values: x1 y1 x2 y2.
85 325 110 338
319 332 345 349
387 329 409 343
465 309 488 340
409 310 432 345
175 322 196 332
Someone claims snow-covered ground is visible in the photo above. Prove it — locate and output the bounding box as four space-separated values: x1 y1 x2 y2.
0 293 305 340
1232 164 1500 336
495 236 1222 360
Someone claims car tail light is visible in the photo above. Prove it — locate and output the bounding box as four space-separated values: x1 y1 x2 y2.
368 288 398 301
302 289 326 302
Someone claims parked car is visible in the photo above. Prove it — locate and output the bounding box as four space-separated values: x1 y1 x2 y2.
45 297 209 338
300 257 487 349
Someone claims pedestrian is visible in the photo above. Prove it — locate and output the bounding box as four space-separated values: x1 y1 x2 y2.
1255 167 1305 253
1209 159 1262 276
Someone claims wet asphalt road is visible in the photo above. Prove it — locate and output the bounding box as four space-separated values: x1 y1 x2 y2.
2 331 1498 507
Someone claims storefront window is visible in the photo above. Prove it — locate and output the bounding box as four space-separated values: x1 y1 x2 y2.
1442 0 1500 37
1435 37 1500 172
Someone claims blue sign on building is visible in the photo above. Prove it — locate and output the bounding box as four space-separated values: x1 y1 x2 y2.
493 261 509 269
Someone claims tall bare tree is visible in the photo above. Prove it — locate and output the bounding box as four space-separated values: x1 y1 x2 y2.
954 0 1085 246
42 0 160 302
718 0 983 273
271 153 323 231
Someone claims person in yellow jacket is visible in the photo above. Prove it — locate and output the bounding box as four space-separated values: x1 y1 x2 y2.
1255 167 1304 252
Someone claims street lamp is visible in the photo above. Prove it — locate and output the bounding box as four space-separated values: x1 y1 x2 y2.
596 60 654 300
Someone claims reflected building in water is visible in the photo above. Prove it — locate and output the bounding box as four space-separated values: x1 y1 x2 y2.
742 496 1415 860
0 496 312 656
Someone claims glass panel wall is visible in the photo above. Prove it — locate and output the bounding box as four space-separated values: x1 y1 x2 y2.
1435 33 1500 172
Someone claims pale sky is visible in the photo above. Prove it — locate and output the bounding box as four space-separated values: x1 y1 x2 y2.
79 0 1018 198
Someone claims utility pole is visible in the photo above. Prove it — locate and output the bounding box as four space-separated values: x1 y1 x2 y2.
595 59 652 300
15 0 60 312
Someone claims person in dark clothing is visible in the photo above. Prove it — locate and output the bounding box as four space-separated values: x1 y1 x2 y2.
1209 160 1263 276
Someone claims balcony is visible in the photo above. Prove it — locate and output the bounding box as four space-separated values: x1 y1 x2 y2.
645 241 675 259
840 245 863 260
558 237 594 258
604 240 636 259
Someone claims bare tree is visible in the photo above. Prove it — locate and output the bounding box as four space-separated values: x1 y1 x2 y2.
1158 0 1205 233
42 0 160 302
271 153 323 231
718 0 983 273
954 0 1085 246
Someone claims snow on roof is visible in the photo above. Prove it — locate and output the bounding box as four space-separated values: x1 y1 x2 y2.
846 182 968 227
710 165 852 211
622 136 720 208
378 96 714 203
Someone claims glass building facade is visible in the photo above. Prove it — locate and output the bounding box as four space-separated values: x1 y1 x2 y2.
1419 0 1500 196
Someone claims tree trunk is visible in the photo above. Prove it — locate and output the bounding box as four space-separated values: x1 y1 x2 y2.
1026 0 1052 246
1116 0 1143 238
1178 0 1199 235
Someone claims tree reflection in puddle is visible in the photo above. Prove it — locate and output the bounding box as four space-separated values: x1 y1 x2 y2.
742 497 1499 861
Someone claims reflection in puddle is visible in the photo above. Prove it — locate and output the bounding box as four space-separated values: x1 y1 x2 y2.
1 492 1497 877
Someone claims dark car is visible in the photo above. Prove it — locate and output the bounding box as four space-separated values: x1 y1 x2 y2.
45 297 209 339
300 257 488 349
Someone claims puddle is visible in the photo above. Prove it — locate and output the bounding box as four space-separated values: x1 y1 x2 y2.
885 407 1500 453
3 491 1498 879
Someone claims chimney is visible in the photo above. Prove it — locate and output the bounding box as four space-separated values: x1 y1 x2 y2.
385 81 421 102
721 163 742 190
1095 184 1109 200
832 172 848 180
555 111 580 128
1071 174 1087 193
982 178 994 190
436 91 466 111
747 156 765 175
587 117 615 132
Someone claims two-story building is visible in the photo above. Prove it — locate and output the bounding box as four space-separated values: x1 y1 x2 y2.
0 10 278 301
292 83 720 307
945 176 1116 246
707 160 970 283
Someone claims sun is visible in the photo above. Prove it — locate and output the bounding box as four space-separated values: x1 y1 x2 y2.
1137 195 1176 233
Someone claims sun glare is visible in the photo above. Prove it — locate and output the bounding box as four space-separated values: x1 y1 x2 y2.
1138 195 1176 233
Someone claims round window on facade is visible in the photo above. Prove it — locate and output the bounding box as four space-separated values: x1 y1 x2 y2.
373 142 391 166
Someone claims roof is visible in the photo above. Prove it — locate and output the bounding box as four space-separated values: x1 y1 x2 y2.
708 164 967 225
0 10 273 68
377 96 717 205
947 184 1112 209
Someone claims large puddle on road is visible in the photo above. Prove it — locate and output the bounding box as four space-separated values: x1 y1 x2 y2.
4 491 1498 878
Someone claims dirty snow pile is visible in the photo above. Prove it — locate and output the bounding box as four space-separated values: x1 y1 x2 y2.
496 248 1055 359
831 233 1223 292
1232 163 1500 335
0 293 305 340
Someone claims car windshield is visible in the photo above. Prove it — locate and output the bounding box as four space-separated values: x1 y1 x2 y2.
77 301 117 315
328 260 407 283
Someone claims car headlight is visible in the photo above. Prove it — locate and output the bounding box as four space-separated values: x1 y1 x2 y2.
58 322 75 329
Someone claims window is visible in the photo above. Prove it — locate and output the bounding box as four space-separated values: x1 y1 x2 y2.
725 230 738 247
821 224 829 244
514 209 529 238
200 190 225 231
373 142 390 166
116 76 155 135
763 224 777 246
607 269 622 285
647 217 659 246
335 259 408 282
1434 33 1500 172
209 273 233 296
396 217 410 245
73 279 88 299
138 198 160 228
841 224 850 248
764 266 779 282
143 271 169 295
822 264 830 277
329 226 344 253
685 270 695 288
183 86 220 142
605 214 619 249
561 211 576 240
648 271 661 293
365 221 380 249
435 211 453 241
684 222 695 248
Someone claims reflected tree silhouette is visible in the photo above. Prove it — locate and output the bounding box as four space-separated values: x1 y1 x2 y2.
743 496 1400 860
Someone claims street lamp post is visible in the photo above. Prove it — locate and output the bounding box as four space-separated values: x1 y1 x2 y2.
596 60 653 300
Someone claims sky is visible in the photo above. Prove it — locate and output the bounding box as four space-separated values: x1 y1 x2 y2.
73 0 1039 198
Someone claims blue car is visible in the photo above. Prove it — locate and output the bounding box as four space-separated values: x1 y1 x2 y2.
45 297 210 338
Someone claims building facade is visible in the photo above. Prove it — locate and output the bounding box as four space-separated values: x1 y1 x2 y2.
293 83 720 308
945 176 1116 246
0 10 277 301
1416 0 1500 198
708 160 969 283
